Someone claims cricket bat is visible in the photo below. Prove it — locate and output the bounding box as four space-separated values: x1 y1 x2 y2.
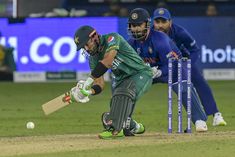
42 92 72 115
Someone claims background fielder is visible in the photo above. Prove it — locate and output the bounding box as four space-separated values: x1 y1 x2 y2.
152 8 226 126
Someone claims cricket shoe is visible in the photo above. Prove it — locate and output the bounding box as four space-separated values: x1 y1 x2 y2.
195 120 208 132
132 121 145 134
98 129 124 139
123 120 145 136
213 112 227 126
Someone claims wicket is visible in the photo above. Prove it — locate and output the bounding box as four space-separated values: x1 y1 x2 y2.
168 58 192 133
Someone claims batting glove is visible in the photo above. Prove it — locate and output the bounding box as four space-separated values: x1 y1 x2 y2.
70 87 90 103
152 66 162 78
79 88 92 97
83 77 94 90
77 80 84 87
77 80 93 97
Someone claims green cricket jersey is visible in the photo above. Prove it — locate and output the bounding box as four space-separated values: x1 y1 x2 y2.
89 33 152 86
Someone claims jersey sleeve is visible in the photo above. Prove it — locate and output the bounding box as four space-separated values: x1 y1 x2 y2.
155 33 176 77
89 56 98 71
176 26 200 63
169 40 182 58
105 33 121 53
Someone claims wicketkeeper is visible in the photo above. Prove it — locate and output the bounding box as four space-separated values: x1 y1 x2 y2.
127 8 208 132
152 8 226 126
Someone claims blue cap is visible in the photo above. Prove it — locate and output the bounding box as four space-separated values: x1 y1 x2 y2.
153 8 171 20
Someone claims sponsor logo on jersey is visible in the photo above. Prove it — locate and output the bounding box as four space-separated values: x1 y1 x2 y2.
108 36 115 43
112 56 123 70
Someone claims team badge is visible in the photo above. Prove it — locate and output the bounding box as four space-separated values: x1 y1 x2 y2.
148 47 153 54
74 36 79 45
108 36 115 43
158 9 164 15
131 13 138 20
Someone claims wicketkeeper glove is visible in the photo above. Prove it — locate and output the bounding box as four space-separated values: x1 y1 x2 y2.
152 66 162 78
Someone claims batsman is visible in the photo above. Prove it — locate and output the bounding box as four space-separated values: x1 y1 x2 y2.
70 25 153 139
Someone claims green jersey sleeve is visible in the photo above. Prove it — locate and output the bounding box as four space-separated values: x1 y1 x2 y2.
88 33 152 85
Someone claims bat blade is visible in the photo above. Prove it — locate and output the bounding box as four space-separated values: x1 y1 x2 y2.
42 92 72 115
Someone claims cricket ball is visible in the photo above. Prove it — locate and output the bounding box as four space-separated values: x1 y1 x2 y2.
26 122 35 129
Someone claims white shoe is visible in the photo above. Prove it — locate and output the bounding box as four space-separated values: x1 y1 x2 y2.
213 112 227 126
195 120 208 132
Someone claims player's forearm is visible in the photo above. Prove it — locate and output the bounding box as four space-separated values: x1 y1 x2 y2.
90 62 109 79
90 50 117 80
100 49 117 68
85 50 116 95
189 49 200 64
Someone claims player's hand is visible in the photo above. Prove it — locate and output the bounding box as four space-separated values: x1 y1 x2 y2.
152 66 162 78
167 51 179 59
70 87 90 103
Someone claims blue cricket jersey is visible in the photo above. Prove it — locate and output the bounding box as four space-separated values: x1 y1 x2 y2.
167 23 200 64
128 29 181 78
157 24 219 115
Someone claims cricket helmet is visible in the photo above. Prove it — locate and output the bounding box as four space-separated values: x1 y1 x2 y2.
74 25 99 56
128 8 151 40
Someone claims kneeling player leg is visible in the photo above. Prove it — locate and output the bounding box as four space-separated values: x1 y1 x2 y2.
172 81 207 124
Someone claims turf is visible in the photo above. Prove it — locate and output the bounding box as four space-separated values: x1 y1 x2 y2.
18 139 235 157
0 81 234 157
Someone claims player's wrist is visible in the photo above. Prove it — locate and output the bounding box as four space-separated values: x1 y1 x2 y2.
91 84 102 95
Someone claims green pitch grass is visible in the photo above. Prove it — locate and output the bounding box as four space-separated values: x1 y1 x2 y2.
0 81 235 157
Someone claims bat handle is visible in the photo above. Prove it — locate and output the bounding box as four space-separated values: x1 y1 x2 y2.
62 92 72 104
